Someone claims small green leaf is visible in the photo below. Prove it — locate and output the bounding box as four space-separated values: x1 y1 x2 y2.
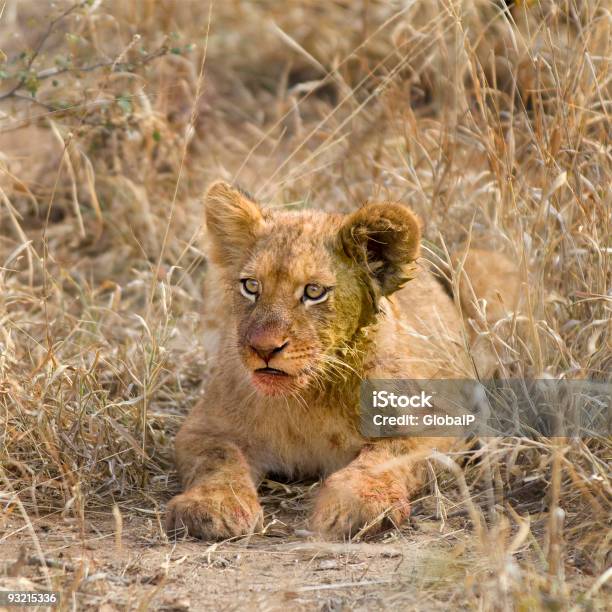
152 130 161 142
24 73 39 96
117 95 132 114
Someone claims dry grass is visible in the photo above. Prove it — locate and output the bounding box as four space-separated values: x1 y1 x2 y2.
0 0 610 609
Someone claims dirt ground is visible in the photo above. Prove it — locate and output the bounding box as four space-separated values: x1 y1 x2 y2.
2 486 483 611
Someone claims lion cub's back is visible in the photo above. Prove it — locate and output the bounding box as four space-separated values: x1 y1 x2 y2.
374 266 471 379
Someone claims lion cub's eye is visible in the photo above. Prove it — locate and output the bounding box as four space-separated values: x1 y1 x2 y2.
240 278 260 301
302 283 329 304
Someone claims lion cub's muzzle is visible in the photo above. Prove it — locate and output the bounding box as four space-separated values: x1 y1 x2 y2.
241 323 297 395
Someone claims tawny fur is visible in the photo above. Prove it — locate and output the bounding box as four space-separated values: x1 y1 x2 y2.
165 181 521 540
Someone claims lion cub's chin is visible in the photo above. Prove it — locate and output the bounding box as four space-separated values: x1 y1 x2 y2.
250 369 308 397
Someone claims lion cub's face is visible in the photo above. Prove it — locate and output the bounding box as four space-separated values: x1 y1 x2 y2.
204 182 421 397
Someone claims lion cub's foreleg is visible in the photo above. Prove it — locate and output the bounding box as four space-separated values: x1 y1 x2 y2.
165 422 263 540
311 439 449 539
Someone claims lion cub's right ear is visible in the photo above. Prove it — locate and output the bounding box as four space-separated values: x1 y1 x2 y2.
204 181 264 265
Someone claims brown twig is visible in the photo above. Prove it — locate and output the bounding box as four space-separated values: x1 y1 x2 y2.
0 2 167 104
0 1 87 101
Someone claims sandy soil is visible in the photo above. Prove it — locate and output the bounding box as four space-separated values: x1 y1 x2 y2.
1 485 475 611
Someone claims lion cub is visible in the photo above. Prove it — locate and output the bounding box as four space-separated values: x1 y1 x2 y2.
166 181 517 539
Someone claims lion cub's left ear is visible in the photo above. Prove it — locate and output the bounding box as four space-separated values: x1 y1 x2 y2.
339 202 421 296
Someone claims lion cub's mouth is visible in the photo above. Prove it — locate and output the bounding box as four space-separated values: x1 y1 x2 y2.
251 366 298 396
254 367 289 377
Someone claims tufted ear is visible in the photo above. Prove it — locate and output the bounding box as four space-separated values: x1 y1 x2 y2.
204 181 264 266
339 202 421 298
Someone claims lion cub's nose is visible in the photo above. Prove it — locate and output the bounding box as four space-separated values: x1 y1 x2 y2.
248 329 289 363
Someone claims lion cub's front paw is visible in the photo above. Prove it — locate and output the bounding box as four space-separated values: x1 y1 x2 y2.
165 485 263 540
310 471 411 539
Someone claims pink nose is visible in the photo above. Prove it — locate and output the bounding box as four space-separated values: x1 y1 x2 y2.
247 329 289 362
